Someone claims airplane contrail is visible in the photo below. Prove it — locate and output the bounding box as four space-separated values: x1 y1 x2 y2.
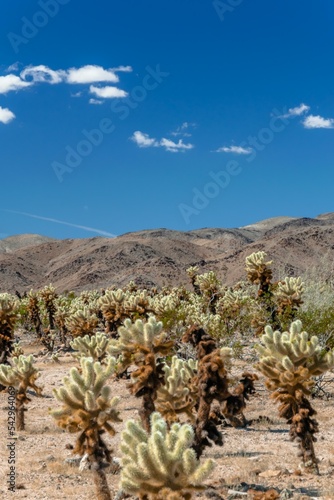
4 210 117 238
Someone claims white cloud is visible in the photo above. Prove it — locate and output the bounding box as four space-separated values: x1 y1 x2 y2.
214 145 253 154
285 103 310 117
66 65 122 84
160 137 194 152
89 98 104 105
302 114 334 129
131 131 159 148
0 74 32 94
21 65 64 84
131 131 194 152
0 106 15 124
89 85 128 98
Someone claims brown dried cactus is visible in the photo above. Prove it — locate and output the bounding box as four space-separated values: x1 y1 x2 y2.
182 326 230 457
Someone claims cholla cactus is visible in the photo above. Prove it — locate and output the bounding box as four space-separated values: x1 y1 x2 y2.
0 354 42 430
182 327 231 457
274 277 304 327
156 356 198 424
99 289 153 334
70 333 111 363
194 271 221 312
11 342 24 358
120 412 215 499
216 288 257 339
99 289 127 334
108 316 174 370
39 284 57 330
186 266 200 295
0 295 19 365
27 290 43 338
54 303 70 344
50 356 121 500
108 316 174 431
256 320 334 472
245 251 273 291
66 307 98 337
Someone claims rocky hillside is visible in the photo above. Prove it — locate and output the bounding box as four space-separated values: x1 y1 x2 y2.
1 214 334 294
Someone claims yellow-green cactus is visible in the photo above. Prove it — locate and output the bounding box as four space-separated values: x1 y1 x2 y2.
39 284 57 330
50 356 120 500
0 354 42 430
108 316 174 431
245 251 273 286
108 316 173 369
256 320 334 472
120 412 215 499
156 356 198 424
70 332 111 363
0 295 19 364
256 320 334 395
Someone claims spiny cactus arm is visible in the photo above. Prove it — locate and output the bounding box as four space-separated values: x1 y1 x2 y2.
156 357 198 422
307 349 334 376
120 413 216 496
11 355 43 395
0 365 17 387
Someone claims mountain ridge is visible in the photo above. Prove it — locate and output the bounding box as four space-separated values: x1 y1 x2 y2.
1 213 333 293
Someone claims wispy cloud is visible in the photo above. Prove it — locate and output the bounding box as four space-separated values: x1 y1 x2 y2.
5 62 20 72
131 131 194 152
89 85 128 99
89 98 104 105
281 103 310 118
0 106 15 124
21 65 65 84
302 114 334 129
160 138 194 152
171 122 197 137
5 210 117 238
213 145 253 154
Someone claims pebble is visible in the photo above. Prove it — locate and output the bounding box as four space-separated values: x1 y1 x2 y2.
258 469 282 478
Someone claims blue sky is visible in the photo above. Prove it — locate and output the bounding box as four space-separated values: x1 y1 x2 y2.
1 0 334 239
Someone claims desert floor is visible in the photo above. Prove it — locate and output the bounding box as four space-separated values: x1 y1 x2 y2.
1 335 334 500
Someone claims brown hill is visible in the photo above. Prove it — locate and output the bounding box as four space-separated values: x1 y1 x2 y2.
1 213 333 294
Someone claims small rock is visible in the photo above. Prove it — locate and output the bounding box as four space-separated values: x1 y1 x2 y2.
46 455 56 462
258 469 282 478
279 489 293 499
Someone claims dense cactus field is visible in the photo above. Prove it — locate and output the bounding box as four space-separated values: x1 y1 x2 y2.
1 252 334 499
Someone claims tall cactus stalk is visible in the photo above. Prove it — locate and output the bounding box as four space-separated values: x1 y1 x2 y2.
256 320 334 473
50 356 121 499
108 316 174 431
0 355 42 430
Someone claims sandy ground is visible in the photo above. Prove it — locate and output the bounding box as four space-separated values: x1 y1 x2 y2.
1 337 334 500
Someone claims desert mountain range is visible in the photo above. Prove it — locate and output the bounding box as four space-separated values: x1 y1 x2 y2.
1 213 334 294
